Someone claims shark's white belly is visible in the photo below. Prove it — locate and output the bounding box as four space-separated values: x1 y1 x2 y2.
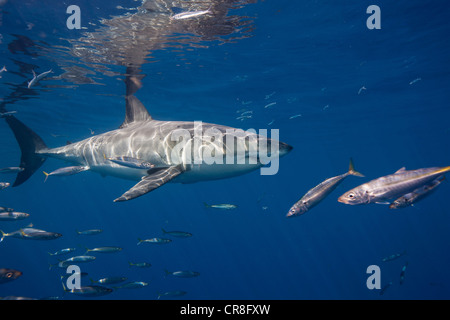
87 161 262 184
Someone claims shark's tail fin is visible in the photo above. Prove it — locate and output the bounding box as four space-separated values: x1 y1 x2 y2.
4 115 47 186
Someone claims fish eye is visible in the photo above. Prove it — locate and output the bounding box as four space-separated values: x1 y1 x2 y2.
6 272 13 278
348 193 354 198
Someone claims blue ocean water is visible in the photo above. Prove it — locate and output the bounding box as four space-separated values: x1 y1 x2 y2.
0 0 450 300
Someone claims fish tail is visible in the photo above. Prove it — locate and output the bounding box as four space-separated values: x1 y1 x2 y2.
3 115 47 187
137 238 142 245
161 228 166 234
0 230 6 243
43 171 49 182
61 279 68 293
348 158 364 177
436 166 450 175
128 261 134 267
203 202 210 208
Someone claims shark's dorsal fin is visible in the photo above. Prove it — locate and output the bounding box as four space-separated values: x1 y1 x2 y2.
120 95 152 129
121 67 149 129
395 167 406 174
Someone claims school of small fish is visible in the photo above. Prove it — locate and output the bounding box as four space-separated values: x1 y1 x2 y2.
0 217 197 299
1 155 198 299
1 152 205 299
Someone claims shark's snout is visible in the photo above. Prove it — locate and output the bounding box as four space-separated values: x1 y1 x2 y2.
279 142 293 156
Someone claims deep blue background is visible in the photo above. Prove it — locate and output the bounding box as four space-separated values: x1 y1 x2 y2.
1 0 450 299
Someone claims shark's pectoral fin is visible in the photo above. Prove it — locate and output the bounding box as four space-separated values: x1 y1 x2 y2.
114 165 183 202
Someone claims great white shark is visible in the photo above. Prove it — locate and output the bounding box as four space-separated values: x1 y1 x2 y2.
4 76 292 202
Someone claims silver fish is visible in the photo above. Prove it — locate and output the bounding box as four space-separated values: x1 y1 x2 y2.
0 167 24 174
0 226 61 242
76 229 102 235
43 166 89 182
0 111 17 117
157 290 187 299
203 203 237 210
85 246 122 254
113 281 148 289
62 284 113 297
170 7 212 20
137 237 171 245
27 69 52 88
0 211 30 221
399 262 408 285
164 270 200 278
236 115 252 121
161 228 192 238
389 176 445 209
264 102 276 109
128 262 151 268
0 296 36 300
91 276 127 285
338 166 450 205
57 256 96 268
0 182 10 190
382 250 407 262
48 248 76 256
105 155 155 170
20 229 62 240
287 159 364 217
